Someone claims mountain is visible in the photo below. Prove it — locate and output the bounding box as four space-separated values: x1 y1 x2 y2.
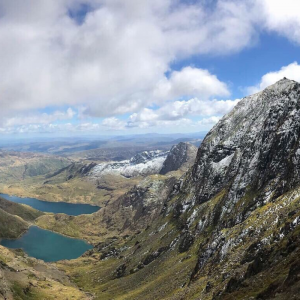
2 79 300 299
90 150 168 178
160 142 197 175
34 143 198 243
55 78 300 299
90 143 197 178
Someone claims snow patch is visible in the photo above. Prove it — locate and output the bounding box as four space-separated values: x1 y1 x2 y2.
89 150 168 178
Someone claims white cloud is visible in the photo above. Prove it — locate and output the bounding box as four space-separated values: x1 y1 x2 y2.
0 0 300 134
198 116 221 126
0 97 238 133
247 62 300 94
154 67 230 101
127 98 239 128
258 0 300 44
3 108 75 127
0 0 258 120
102 117 126 130
0 122 101 135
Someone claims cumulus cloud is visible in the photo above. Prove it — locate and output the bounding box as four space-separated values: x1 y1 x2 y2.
259 0 300 44
127 98 239 128
197 116 221 126
0 0 300 134
102 117 126 130
247 62 300 94
154 67 230 101
0 0 258 120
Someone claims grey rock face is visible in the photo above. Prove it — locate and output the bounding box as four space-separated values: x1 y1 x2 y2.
130 150 166 164
160 142 197 175
184 78 300 224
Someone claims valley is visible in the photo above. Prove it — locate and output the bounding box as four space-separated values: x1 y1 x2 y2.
1 1 298 299
2 80 300 299
0 135 200 299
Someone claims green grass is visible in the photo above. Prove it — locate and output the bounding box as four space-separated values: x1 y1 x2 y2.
0 208 28 238
12 282 43 300
0 196 44 221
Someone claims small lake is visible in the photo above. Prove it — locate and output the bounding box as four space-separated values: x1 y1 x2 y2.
0 226 93 262
0 193 100 216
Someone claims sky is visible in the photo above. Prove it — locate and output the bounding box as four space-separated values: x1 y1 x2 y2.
0 0 300 138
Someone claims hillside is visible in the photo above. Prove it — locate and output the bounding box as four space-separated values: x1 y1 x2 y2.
0 151 70 183
0 197 44 238
0 208 28 239
2 142 196 208
57 78 300 299
0 196 44 222
0 245 88 299
34 143 196 243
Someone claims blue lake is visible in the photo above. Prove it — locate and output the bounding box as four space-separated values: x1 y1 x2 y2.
0 193 100 216
0 226 93 262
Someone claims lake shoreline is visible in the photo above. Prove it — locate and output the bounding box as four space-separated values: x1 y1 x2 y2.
0 193 100 216
1 191 100 207
0 226 93 262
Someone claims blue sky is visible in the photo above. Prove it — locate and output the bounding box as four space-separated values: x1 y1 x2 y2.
172 32 300 99
0 0 300 137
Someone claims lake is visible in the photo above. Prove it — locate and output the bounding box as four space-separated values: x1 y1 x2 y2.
0 193 100 215
0 226 93 262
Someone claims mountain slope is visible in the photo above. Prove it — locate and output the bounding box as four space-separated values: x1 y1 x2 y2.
0 196 43 221
0 197 44 238
0 151 70 183
0 208 28 238
90 143 197 178
58 78 300 299
0 245 88 299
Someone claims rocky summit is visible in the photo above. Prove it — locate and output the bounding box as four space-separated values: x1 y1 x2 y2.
63 78 300 299
160 142 198 175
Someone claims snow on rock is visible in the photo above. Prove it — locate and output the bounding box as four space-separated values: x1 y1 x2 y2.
190 78 300 210
89 150 168 178
89 142 197 178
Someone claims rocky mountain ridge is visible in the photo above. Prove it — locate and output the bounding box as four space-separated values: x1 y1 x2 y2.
89 142 197 178
59 78 300 300
160 142 197 175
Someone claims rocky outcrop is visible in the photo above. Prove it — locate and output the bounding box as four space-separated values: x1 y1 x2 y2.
189 78 300 208
160 142 197 175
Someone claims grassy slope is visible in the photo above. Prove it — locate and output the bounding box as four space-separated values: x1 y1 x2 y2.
0 246 88 299
0 208 28 238
0 173 140 206
0 196 44 239
0 152 70 184
0 196 44 221
56 183 300 300
35 174 180 243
